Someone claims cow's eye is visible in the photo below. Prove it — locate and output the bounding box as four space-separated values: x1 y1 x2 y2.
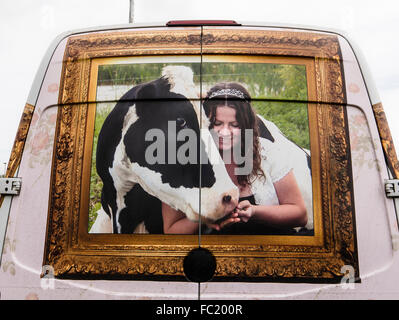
176 117 187 128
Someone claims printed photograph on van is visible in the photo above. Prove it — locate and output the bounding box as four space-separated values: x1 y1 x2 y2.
32 27 359 281
87 56 314 236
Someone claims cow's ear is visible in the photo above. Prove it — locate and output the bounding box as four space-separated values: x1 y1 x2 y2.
135 82 158 117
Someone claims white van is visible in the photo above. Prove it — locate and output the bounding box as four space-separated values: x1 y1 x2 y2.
1 20 398 300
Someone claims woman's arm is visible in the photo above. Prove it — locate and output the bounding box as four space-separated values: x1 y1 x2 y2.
162 202 200 234
237 170 307 229
162 202 240 234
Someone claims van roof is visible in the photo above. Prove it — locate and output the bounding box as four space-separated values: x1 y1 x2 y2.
27 21 380 107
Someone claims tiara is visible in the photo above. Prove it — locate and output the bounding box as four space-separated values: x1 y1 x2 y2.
208 88 246 100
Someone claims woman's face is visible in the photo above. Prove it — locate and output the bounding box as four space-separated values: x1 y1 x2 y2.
212 105 241 151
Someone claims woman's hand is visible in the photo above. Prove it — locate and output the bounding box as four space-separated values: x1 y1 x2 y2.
243 171 307 229
206 199 256 230
236 200 255 222
206 211 240 231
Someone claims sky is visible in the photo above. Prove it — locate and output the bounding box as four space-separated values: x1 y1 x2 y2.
0 0 398 174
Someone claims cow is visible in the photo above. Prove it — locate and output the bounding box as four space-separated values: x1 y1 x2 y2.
92 66 239 234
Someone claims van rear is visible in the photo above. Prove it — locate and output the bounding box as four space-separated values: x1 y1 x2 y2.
0 21 398 300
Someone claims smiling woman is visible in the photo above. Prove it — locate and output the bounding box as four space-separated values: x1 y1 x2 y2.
201 82 308 235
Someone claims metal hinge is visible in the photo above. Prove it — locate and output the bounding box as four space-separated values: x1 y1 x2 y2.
0 177 22 195
385 179 399 198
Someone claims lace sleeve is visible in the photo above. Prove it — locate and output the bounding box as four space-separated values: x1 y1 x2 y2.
259 138 293 183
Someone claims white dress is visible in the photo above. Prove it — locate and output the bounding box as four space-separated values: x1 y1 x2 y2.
251 136 293 207
252 116 313 231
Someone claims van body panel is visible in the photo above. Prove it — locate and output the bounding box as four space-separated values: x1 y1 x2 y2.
0 38 67 291
340 36 397 273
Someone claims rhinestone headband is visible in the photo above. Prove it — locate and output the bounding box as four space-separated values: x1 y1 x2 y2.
208 88 246 100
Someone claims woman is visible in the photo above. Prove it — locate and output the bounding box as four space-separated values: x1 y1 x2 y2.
162 82 307 234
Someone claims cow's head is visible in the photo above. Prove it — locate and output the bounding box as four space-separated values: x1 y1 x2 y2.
114 66 238 223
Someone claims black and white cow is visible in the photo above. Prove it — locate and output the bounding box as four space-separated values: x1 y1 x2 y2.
92 66 239 234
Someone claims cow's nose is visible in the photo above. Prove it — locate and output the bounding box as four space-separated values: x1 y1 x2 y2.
222 195 232 203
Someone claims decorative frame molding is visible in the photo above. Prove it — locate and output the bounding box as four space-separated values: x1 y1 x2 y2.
372 102 399 179
43 27 359 282
0 103 35 208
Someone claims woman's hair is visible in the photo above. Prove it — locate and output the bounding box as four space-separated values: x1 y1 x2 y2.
203 82 265 186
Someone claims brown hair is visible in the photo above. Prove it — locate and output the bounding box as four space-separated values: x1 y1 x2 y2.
203 82 265 186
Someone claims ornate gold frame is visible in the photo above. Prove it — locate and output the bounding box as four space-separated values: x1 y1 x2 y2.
0 103 35 208
43 27 359 281
372 102 399 179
